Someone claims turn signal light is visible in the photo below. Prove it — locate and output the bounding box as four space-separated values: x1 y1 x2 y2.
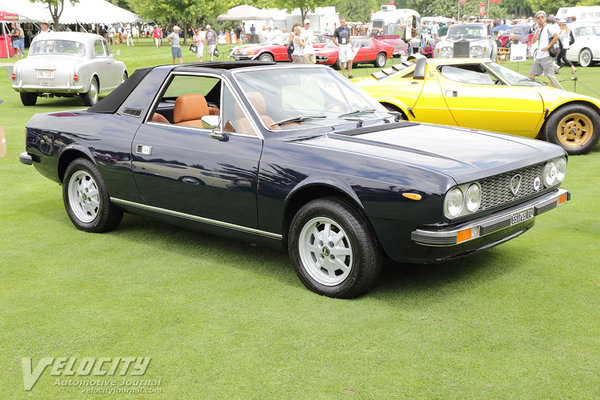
456 228 472 244
73 74 79 82
11 72 16 81
558 193 567 205
402 193 422 201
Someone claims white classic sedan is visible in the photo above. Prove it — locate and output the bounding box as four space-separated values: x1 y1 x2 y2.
10 32 127 106
566 22 600 67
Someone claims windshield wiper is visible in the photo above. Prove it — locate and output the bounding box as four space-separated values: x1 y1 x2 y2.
270 114 326 127
339 108 377 118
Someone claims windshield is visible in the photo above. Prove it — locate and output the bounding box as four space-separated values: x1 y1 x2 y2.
485 62 544 87
233 66 390 132
268 33 288 45
372 20 385 29
29 40 86 56
447 25 487 37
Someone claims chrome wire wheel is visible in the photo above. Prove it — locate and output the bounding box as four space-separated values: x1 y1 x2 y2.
67 170 100 223
298 216 353 286
556 112 594 148
89 79 98 104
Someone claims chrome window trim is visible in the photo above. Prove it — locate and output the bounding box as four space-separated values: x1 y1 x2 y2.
143 71 263 140
110 197 283 240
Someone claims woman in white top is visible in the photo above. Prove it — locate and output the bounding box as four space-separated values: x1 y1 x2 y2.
193 28 205 62
292 25 305 64
557 21 576 74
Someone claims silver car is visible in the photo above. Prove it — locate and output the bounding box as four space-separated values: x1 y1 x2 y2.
434 23 498 60
11 32 127 106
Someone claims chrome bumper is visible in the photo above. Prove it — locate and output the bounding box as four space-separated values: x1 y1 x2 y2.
412 188 570 247
19 152 33 165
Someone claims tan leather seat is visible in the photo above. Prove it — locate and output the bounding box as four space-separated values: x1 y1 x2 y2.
247 92 280 130
151 113 169 124
173 94 220 128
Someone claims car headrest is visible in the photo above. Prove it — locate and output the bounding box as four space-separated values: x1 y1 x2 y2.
173 94 209 123
247 91 266 115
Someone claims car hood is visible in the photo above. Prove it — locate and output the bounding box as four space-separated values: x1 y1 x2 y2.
295 123 565 184
15 55 83 70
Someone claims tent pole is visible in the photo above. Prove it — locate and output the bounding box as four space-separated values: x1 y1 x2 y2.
2 22 10 59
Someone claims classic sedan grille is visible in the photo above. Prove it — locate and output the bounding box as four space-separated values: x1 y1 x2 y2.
453 41 470 58
479 163 545 211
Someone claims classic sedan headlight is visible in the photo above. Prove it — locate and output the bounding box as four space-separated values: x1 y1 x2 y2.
439 46 453 58
471 45 483 57
444 182 483 219
543 157 567 187
444 187 464 218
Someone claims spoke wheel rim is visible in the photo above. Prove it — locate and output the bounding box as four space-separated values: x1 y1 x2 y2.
298 217 353 286
68 170 100 223
557 112 594 148
90 80 98 104
581 51 591 66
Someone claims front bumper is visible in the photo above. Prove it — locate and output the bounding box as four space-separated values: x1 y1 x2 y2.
19 152 33 165
412 188 570 247
234 55 256 61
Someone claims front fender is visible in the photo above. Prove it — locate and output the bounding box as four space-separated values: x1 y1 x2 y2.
285 176 363 209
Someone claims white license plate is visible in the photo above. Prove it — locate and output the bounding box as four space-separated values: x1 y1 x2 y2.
511 208 534 225
36 70 54 79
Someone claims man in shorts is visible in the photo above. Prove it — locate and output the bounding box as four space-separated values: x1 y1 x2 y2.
333 18 353 78
529 11 560 87
168 26 182 64
205 25 217 61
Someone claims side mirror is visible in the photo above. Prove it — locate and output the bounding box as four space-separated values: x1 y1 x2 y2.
116 50 121 56
202 115 227 140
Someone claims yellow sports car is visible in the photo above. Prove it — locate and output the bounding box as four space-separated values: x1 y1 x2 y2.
353 57 600 155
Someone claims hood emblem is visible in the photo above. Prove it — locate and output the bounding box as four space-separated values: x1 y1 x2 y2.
510 174 522 196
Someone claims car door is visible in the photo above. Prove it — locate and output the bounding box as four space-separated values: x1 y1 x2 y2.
436 63 544 134
102 39 121 87
131 73 263 228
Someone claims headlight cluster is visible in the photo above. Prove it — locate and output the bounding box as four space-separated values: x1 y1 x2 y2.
439 47 453 58
543 156 567 187
444 182 482 219
471 45 483 58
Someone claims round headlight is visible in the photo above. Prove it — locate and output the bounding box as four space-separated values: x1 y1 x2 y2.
444 187 464 218
543 160 557 187
465 183 481 213
555 157 567 183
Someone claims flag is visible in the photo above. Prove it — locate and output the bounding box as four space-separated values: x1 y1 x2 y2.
490 0 501 3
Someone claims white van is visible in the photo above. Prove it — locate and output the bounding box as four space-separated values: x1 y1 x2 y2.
556 6 600 23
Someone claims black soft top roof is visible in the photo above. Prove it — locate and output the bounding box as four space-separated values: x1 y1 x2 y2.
87 67 153 114
87 61 275 114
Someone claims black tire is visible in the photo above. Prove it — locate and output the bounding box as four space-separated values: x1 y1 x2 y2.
544 104 600 155
288 197 382 298
579 48 593 67
20 92 37 106
81 77 99 106
374 52 386 68
334 58 341 70
62 158 123 233
258 53 274 62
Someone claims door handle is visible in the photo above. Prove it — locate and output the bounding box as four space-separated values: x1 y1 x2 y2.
135 144 152 155
445 90 458 97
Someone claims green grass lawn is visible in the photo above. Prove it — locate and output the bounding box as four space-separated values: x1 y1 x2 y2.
1 38 599 399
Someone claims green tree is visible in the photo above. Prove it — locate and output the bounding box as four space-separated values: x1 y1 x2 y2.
336 0 379 22
275 0 332 23
30 0 79 30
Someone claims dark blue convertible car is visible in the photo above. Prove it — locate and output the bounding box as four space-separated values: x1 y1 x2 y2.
20 62 570 298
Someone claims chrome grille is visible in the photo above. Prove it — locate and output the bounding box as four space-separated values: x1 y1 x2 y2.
480 163 545 211
454 41 470 57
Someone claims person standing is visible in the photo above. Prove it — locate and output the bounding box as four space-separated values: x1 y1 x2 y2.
300 19 316 64
193 28 205 62
529 11 560 88
205 25 217 61
126 23 134 46
292 25 305 63
153 25 162 48
235 24 242 42
323 23 330 35
10 23 24 57
333 18 353 78
17 23 25 56
38 21 51 35
557 20 576 74
168 26 183 64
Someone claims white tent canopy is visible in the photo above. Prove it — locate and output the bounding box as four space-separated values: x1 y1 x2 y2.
0 0 142 24
217 5 272 21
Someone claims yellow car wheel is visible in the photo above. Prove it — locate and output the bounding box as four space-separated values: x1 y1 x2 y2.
545 104 600 155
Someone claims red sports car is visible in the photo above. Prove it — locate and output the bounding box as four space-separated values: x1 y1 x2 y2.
230 33 330 62
315 36 394 69
497 25 534 47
